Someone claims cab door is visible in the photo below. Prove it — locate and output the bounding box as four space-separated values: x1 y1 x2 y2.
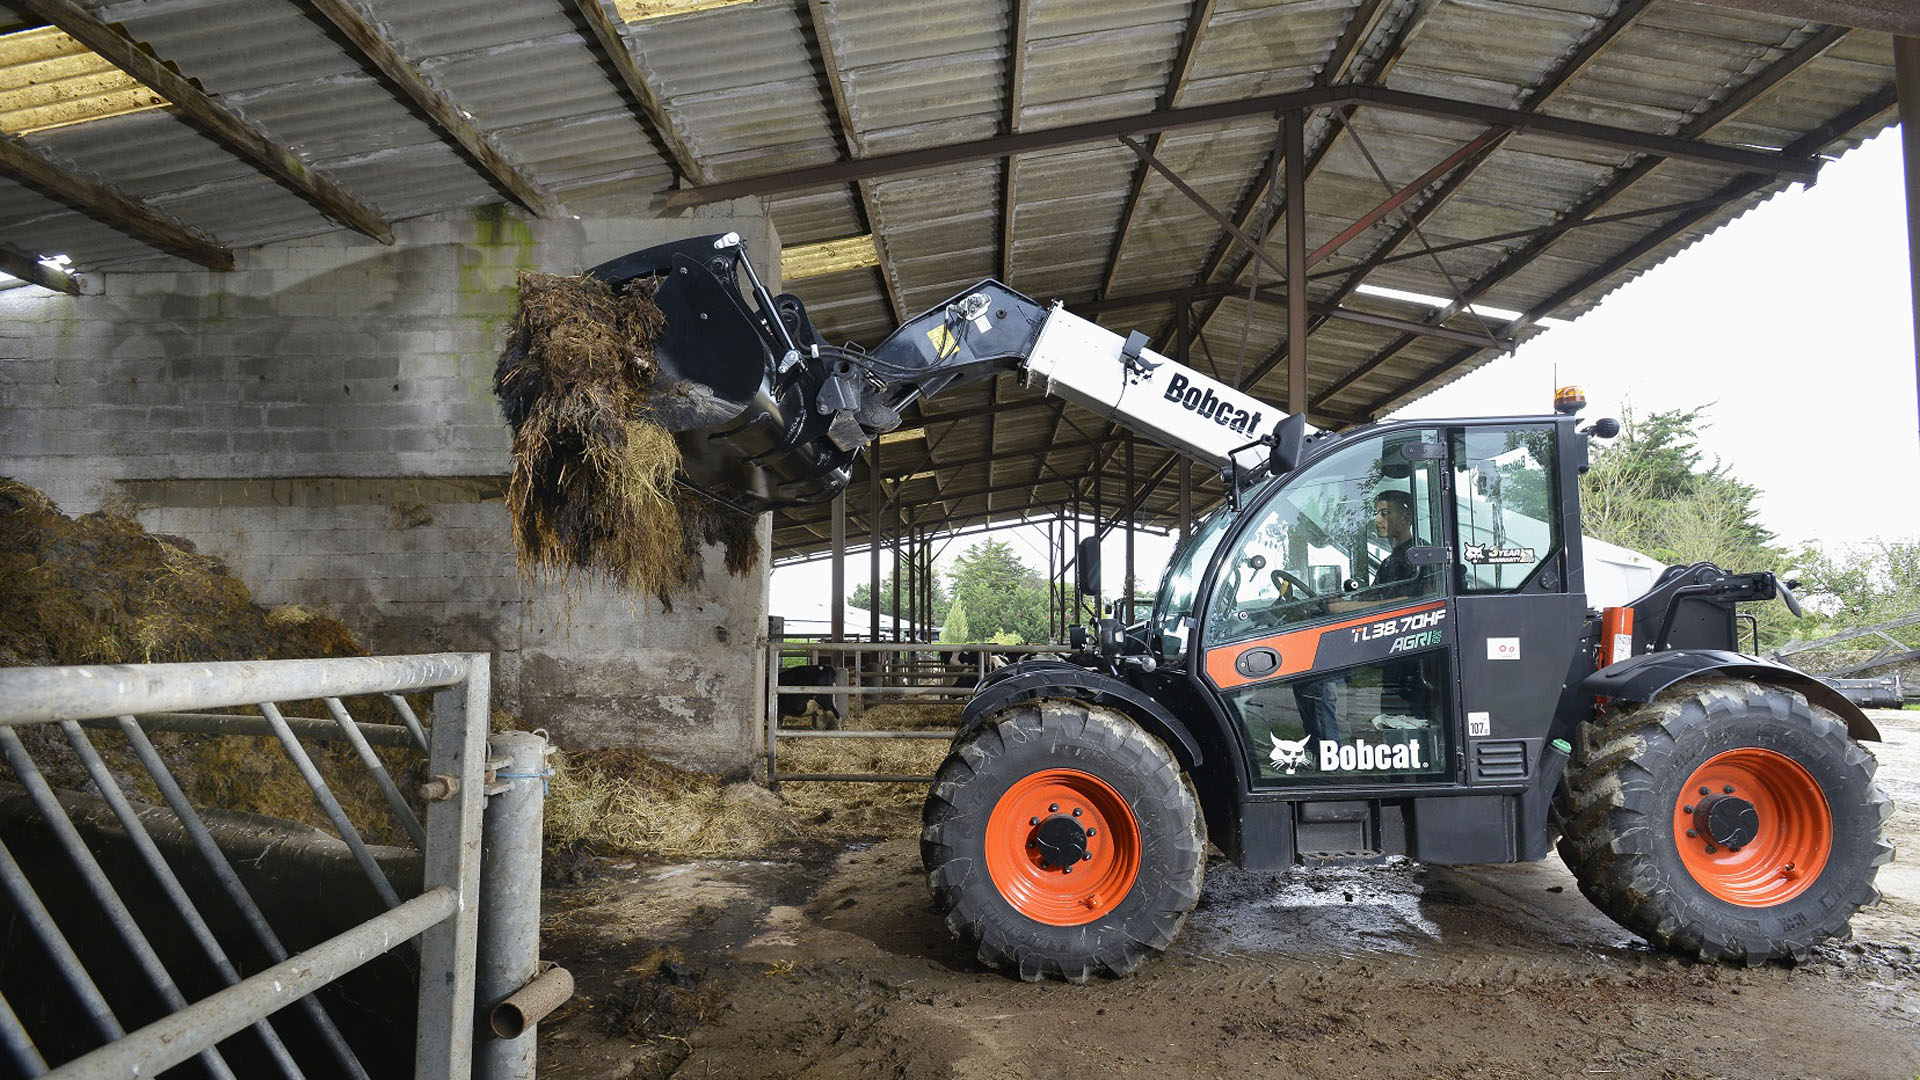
1197 427 1461 791
1447 423 1588 789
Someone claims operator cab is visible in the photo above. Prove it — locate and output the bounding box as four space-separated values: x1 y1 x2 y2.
1146 414 1587 864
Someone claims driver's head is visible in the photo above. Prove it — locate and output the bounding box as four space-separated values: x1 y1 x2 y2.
1374 489 1414 542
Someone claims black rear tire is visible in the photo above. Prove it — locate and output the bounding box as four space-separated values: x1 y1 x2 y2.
920 700 1204 982
1556 678 1892 963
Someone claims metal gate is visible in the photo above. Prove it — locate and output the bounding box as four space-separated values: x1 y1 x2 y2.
0 653 518 1079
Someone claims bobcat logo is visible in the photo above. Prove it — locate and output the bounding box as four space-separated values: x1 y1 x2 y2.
1268 734 1314 775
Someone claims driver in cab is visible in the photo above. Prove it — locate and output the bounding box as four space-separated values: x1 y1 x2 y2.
1327 488 1426 612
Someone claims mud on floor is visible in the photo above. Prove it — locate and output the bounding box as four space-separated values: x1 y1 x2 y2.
536 712 1920 1080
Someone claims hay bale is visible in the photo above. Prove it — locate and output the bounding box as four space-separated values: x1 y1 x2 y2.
493 272 759 607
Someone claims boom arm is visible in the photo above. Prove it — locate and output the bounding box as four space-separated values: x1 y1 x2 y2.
589 233 1307 514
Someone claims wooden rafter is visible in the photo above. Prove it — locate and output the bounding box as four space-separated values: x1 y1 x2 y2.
305 0 554 217
804 0 906 324
0 136 230 268
0 243 75 292
16 0 394 242
569 0 706 184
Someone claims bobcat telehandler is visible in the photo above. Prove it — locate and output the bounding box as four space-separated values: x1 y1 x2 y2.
589 233 1892 982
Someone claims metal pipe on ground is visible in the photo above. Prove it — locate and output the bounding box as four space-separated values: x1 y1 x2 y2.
476 730 553 1080
489 967 574 1040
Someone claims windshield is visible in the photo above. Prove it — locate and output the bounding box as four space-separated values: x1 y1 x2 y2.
1152 505 1236 666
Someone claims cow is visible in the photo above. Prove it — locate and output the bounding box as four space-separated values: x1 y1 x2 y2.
777 663 841 729
949 651 1009 690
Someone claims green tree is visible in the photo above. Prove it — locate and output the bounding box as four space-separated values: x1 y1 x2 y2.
848 573 950 626
940 596 971 643
1580 404 1792 645
948 538 1051 643
1581 405 1776 559
1778 541 1920 671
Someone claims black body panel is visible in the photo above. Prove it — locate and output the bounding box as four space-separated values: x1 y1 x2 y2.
1582 649 1881 742
958 664 1205 770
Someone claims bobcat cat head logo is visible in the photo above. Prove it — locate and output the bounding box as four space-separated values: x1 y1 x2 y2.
1268 734 1313 775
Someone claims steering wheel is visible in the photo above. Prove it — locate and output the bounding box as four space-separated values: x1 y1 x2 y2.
1269 568 1317 598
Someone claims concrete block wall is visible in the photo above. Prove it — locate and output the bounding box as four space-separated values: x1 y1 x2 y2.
0 206 778 770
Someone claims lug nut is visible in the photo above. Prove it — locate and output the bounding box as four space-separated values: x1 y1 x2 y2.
1049 804 1059 813
1062 866 1072 875
1686 828 1698 838
1082 851 1093 862
1684 805 1695 814
1030 816 1039 826
1704 844 1718 854
1087 828 1097 836
1073 807 1083 817
1723 785 1735 794
1699 786 1710 796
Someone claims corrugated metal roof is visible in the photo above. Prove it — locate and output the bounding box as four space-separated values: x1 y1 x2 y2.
0 0 1898 558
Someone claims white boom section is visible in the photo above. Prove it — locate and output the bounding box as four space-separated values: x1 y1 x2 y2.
1021 305 1290 474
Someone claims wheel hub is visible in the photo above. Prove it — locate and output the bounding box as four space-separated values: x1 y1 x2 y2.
1033 814 1090 870
1691 791 1759 850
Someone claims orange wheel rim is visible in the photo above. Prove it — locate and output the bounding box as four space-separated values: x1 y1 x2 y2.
984 769 1141 925
1673 748 1831 907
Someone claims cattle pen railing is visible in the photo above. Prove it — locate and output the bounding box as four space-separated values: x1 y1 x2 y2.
763 640 1059 787
0 653 555 1080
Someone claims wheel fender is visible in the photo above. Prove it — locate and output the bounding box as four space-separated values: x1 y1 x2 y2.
971 657 1085 695
1582 649 1881 742
958 666 1204 769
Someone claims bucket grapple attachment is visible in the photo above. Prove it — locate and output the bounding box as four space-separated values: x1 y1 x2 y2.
588 233 1050 515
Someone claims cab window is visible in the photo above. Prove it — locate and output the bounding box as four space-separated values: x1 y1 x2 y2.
1152 506 1235 666
1203 430 1445 647
1451 426 1560 593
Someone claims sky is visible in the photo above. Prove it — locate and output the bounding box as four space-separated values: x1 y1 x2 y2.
772 127 1918 619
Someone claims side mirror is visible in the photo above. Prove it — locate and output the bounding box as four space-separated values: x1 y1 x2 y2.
1076 535 1102 596
1268 413 1308 474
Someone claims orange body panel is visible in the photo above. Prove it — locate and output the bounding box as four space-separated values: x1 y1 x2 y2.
1204 600 1448 690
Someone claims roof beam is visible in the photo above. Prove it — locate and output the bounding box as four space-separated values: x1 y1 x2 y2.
663 83 1819 208
1229 0 1703 413
1353 83 1896 419
1319 24 1857 418
0 136 231 268
804 0 906 324
999 0 1028 284
569 0 707 183
0 244 76 292
305 0 555 217
15 0 394 243
1188 0 1643 364
1096 0 1217 300
1177 0 1431 355
1688 0 1920 35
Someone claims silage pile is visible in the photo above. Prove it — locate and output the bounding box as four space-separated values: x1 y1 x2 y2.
493 272 758 607
0 478 417 843
0 479 364 667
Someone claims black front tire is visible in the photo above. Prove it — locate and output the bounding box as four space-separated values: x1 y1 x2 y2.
1556 678 1892 963
920 700 1204 982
